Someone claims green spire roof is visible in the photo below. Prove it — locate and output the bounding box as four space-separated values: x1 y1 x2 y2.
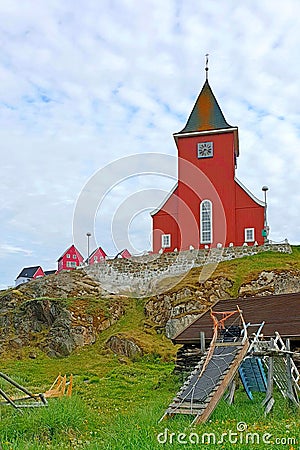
179 80 233 133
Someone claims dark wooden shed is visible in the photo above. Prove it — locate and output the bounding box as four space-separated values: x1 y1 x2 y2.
172 292 300 346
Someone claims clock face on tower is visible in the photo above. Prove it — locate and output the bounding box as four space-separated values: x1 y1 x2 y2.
197 141 214 159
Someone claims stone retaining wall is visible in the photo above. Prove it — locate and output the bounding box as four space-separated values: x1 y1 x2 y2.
85 242 292 297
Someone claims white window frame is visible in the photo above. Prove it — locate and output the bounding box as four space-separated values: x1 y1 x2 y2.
66 253 70 258
244 227 255 243
66 261 77 268
94 256 98 262
73 254 77 259
161 234 171 248
200 200 213 244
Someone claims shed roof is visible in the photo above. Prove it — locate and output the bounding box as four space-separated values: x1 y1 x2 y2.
172 292 300 345
44 270 57 276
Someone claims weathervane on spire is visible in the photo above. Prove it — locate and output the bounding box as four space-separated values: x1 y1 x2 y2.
205 53 209 80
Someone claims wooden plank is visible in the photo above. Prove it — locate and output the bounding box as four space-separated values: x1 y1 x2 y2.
215 342 243 347
226 380 236 405
265 397 275 415
169 406 205 413
200 332 206 353
169 401 205 408
66 374 73 397
168 410 201 415
263 341 274 413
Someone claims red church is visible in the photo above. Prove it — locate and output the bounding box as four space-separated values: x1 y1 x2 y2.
151 70 265 253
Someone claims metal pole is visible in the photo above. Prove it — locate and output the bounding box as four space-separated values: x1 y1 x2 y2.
86 232 91 265
262 186 269 243
264 191 267 227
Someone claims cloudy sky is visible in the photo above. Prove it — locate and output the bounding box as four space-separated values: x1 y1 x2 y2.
1 0 300 289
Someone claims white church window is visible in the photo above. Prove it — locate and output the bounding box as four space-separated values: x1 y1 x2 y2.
161 234 171 248
245 228 255 242
200 200 212 244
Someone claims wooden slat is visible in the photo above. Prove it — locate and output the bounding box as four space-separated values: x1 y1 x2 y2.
168 408 205 415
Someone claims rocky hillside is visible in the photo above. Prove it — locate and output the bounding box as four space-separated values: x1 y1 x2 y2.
1 248 300 358
0 270 128 357
145 268 300 339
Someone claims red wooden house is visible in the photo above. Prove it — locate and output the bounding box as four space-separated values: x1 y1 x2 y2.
151 72 265 253
87 247 107 265
115 249 132 259
15 266 45 286
57 244 84 272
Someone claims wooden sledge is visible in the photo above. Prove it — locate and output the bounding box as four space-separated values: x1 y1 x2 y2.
44 374 73 398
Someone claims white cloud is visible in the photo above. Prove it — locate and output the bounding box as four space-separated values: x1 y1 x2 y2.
0 0 300 287
0 244 32 258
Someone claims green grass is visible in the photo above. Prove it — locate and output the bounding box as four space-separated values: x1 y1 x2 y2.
0 353 299 449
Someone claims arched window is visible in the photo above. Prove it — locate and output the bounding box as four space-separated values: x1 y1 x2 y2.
200 200 212 244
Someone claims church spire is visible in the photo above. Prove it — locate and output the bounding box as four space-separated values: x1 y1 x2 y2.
177 58 234 134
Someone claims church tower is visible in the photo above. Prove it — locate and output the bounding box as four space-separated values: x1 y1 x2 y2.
151 65 265 253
